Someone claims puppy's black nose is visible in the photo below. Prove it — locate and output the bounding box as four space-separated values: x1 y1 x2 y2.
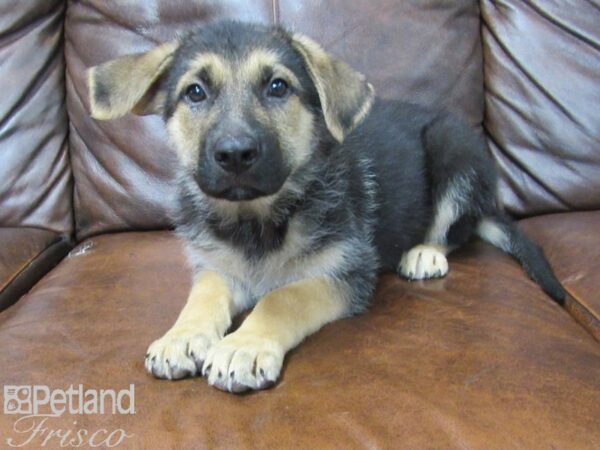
213 135 260 174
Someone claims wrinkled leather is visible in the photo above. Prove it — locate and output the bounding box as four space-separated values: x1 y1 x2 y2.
481 0 600 216
279 0 484 125
520 211 600 340
0 232 598 449
0 0 72 234
66 0 483 240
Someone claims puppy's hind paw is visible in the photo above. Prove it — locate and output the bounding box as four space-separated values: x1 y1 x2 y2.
399 244 448 280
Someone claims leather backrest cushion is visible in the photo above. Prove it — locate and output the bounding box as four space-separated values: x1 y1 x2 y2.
482 0 600 216
66 0 483 239
0 0 72 234
279 0 484 125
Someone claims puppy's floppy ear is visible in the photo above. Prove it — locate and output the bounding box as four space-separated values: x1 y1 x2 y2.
88 42 177 120
291 33 374 142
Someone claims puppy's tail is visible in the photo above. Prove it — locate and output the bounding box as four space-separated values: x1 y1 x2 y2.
476 214 566 305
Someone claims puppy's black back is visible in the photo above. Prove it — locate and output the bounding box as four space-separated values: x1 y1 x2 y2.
343 100 438 270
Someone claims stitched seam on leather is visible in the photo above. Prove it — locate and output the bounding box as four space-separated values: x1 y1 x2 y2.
60 1 77 239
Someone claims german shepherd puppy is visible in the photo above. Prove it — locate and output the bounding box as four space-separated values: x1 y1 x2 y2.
88 21 565 393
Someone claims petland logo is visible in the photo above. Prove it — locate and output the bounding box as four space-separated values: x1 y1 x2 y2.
3 385 135 448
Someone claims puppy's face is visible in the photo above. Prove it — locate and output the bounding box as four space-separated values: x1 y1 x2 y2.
88 22 374 205
164 40 318 201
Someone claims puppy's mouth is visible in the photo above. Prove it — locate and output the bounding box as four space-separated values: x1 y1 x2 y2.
210 185 266 201
194 173 279 202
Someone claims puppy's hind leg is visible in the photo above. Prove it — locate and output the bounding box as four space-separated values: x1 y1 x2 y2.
399 113 495 281
398 192 456 280
400 169 486 280
399 177 477 280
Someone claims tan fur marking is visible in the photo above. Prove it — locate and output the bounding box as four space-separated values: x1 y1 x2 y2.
291 33 374 142
169 271 233 335
273 96 315 167
236 278 347 351
175 53 230 95
240 48 279 73
167 102 219 168
88 42 177 120
238 49 301 88
239 49 280 80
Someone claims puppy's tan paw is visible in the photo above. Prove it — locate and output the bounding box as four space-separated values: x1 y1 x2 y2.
203 332 283 393
399 244 448 280
145 328 219 380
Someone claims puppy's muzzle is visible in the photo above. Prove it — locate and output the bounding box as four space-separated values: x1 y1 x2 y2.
212 134 261 175
197 125 289 202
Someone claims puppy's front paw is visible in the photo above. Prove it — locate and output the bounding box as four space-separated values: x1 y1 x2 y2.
399 244 448 280
145 328 219 380
203 332 284 393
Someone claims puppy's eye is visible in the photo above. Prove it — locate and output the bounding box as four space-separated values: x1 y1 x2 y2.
266 78 288 98
185 83 207 103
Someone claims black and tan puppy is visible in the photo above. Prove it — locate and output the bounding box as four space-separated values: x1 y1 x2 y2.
88 21 565 393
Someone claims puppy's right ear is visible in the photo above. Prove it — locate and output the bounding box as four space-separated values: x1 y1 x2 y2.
88 42 177 120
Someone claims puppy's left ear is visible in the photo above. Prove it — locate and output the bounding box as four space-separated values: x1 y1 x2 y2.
88 42 178 120
291 33 374 142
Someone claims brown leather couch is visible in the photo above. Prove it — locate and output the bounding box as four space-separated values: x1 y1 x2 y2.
1 1 598 448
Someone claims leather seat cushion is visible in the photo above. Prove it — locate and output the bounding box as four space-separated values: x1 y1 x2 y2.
0 231 598 448
519 211 600 340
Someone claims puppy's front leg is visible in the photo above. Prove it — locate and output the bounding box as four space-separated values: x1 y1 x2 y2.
145 271 233 380
204 278 348 393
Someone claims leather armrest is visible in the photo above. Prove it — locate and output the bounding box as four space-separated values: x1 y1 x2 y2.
0 227 72 310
